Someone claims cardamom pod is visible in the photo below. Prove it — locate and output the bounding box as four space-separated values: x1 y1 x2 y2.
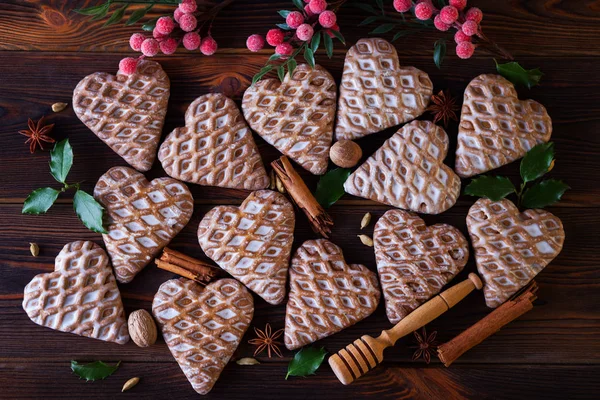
122 377 140 392
51 102 68 113
236 357 260 365
29 243 39 257
360 213 372 229
269 169 277 190
275 175 286 194
357 234 373 247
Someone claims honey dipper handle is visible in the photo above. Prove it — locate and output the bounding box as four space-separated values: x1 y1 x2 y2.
383 273 483 347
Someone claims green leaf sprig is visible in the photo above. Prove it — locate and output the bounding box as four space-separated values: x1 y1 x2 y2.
314 168 351 208
285 346 327 379
74 0 180 27
71 360 121 381
495 60 543 89
251 2 346 84
22 139 107 233
464 142 569 209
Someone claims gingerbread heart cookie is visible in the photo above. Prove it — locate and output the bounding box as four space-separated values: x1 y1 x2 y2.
198 190 295 305
344 120 460 214
159 93 269 190
153 278 253 395
335 38 433 141
374 210 469 323
456 74 552 178
284 239 380 350
23 241 129 344
467 198 565 308
242 64 337 175
73 59 170 172
94 166 193 284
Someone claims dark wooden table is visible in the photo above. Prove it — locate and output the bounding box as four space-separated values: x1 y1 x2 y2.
1 1 599 399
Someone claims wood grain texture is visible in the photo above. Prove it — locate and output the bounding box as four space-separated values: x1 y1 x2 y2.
1 0 599 399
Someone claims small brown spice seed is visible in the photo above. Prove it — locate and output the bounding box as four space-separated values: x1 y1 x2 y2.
122 377 140 392
51 102 68 113
29 243 39 257
360 213 372 229
128 309 157 347
330 140 362 168
236 357 260 365
357 234 373 247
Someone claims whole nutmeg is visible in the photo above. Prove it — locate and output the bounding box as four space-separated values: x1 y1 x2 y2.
330 140 362 168
128 309 157 347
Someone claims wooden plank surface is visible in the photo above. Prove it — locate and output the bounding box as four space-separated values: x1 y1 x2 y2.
1 0 599 399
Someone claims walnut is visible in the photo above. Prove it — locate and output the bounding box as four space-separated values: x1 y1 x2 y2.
128 309 157 347
330 140 362 168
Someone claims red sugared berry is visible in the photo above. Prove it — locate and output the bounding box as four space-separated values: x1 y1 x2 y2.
153 28 168 40
325 23 339 37
179 13 197 32
433 15 450 31
286 11 304 29
304 4 315 17
462 20 479 36
266 28 285 46
414 2 434 20
159 38 178 55
174 8 184 23
393 0 413 13
183 32 201 50
449 0 467 11
200 36 218 55
454 30 471 43
308 0 327 14
296 23 314 41
439 5 459 24
318 10 336 28
119 57 138 75
129 33 146 52
246 34 265 52
156 16 175 35
178 0 197 14
141 38 159 57
456 41 475 59
275 42 294 57
465 7 483 23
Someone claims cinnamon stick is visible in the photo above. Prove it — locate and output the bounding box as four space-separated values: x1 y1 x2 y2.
155 248 219 285
271 156 333 238
437 281 538 367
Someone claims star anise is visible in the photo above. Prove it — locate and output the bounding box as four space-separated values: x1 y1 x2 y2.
426 89 459 127
410 326 438 364
19 116 55 153
248 323 284 358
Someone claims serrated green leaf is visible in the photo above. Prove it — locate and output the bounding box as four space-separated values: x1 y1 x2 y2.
464 175 516 201
314 168 352 208
142 17 158 31
495 60 543 89
370 23 396 34
304 46 315 68
71 360 121 382
278 10 292 18
252 65 273 85
49 139 73 184
433 39 446 70
126 4 153 26
292 0 304 11
277 65 286 82
285 347 327 379
104 4 128 27
276 23 293 31
359 16 379 26
331 29 345 45
520 142 555 183
73 3 110 16
310 31 321 53
73 190 107 234
323 33 334 59
288 58 297 77
521 179 569 209
22 187 60 215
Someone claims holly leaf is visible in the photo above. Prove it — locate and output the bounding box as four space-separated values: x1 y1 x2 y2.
310 31 321 54
370 23 396 34
292 0 304 11
520 142 555 183
73 190 107 234
126 4 153 26
22 187 60 215
521 179 569 209
314 168 351 208
323 33 334 58
71 360 121 382
49 139 73 184
304 46 315 68
277 10 292 18
433 39 446 69
103 4 128 27
495 60 543 89
464 176 516 201
252 65 273 85
285 347 327 379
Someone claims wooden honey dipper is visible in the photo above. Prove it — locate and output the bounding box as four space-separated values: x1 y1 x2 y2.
329 273 483 385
